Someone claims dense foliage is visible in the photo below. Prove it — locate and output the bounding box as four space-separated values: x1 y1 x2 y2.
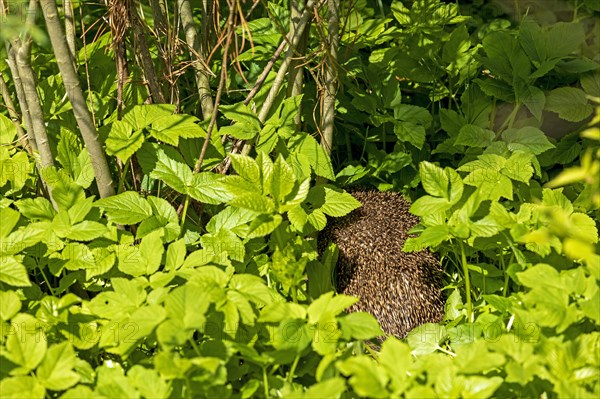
0 0 598 397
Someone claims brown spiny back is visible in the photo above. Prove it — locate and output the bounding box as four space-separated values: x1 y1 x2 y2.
318 190 444 338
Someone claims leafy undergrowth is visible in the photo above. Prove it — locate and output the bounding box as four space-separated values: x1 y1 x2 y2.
1 0 599 398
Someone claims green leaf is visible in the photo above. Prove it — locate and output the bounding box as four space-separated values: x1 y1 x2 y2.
105 120 145 162
394 121 426 149
220 122 259 140
0 150 31 191
502 151 534 183
0 376 45 399
36 342 80 391
454 341 505 374
338 312 383 340
189 173 232 204
0 113 17 145
259 302 306 323
115 305 166 352
303 378 346 399
73 149 94 188
165 239 186 271
379 337 411 388
406 323 446 355
4 314 47 372
141 230 164 275
200 228 245 262
292 133 335 180
95 191 152 225
149 114 206 146
307 292 358 324
455 125 495 148
220 102 261 129
245 214 282 239
460 376 503 398
122 104 176 130
53 130 92 189
480 31 530 81
66 220 108 241
569 213 599 243
0 290 21 320
230 274 272 305
229 192 274 213
95 365 140 399
464 170 513 201
2 223 46 256
271 155 296 204
519 85 545 121
581 71 600 97
15 198 56 221
46 173 83 211
128 365 171 399
206 206 257 235
337 357 389 398
165 284 210 329
320 186 361 217
404 225 451 251
545 87 593 122
229 153 262 187
137 142 192 194
419 161 449 199
544 22 585 60
410 196 452 216
0 206 21 236
0 256 31 287
516 263 561 289
68 195 94 224
443 24 471 70
501 126 555 155
136 196 180 242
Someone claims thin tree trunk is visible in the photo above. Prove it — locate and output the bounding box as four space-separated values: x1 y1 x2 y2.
0 72 30 152
178 0 214 120
149 0 168 34
128 5 166 104
15 40 55 170
320 0 339 158
287 0 309 129
39 0 116 198
3 0 56 205
64 0 76 60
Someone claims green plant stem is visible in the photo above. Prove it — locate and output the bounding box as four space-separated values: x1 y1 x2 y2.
116 161 130 194
497 102 521 134
503 253 515 297
39 266 56 297
436 345 456 357
262 367 270 398
458 240 473 322
180 195 191 236
188 337 201 356
288 354 300 383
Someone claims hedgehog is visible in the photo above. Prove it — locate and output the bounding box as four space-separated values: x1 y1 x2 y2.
318 190 445 339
